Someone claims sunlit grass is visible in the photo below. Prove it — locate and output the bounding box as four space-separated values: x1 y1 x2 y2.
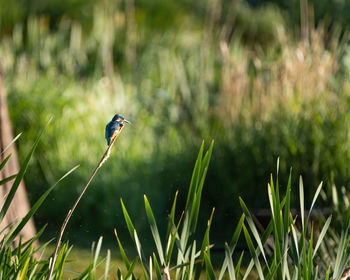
44 245 123 279
3 3 350 244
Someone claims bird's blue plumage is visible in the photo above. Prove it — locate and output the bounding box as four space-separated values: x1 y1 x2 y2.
105 114 129 145
105 121 120 145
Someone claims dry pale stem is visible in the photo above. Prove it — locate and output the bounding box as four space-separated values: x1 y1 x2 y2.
47 126 124 280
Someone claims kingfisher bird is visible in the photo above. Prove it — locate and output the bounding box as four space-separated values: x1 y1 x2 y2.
105 114 130 145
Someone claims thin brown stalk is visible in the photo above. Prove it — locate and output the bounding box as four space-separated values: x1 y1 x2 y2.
47 125 125 280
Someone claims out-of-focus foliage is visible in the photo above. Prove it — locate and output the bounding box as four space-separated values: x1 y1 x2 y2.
2 0 350 246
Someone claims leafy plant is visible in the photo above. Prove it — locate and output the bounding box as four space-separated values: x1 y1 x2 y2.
114 145 350 279
0 121 109 279
115 141 228 279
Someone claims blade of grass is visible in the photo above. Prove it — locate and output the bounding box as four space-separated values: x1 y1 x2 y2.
114 229 131 270
153 253 162 280
104 249 111 280
0 117 52 224
200 140 214 176
4 165 79 247
299 176 305 233
144 195 165 265
185 141 204 211
121 199 136 242
149 256 153 280
0 154 12 171
1 133 22 155
93 236 103 270
218 214 244 280
313 215 331 258
188 241 196 280
19 257 30 280
134 229 149 276
243 223 264 279
165 211 183 266
167 190 178 238
203 251 215 279
235 251 244 279
239 197 268 266
193 208 214 279
190 167 208 233
307 225 314 280
283 170 292 236
0 174 17 185
125 257 139 279
225 243 236 280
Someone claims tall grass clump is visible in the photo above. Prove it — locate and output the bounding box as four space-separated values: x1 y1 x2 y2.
0 121 75 279
2 0 350 245
0 122 115 279
1 122 349 278
113 143 350 279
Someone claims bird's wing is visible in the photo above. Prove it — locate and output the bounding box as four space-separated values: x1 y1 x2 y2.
105 122 111 140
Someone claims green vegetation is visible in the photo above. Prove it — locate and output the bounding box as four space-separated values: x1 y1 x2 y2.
2 134 349 279
2 0 350 245
1 0 350 278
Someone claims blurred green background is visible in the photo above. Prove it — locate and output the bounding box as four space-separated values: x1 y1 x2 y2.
1 0 350 248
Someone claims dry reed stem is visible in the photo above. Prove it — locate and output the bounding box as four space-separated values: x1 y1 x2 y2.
47 125 125 280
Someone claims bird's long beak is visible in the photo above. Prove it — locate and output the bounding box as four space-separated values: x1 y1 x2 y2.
124 119 131 124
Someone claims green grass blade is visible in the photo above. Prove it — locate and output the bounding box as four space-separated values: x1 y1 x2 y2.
218 213 245 280
0 118 51 224
290 221 299 266
165 211 183 265
190 167 208 233
283 169 292 236
309 182 323 216
274 174 283 243
333 230 346 277
93 236 103 270
193 208 214 279
114 229 131 270
121 199 136 242
1 133 22 155
235 251 244 279
4 165 79 247
103 249 110 280
134 229 149 276
324 266 330 280
302 237 307 280
225 243 236 280
0 174 17 185
19 257 30 280
149 256 153 280
242 261 254 280
299 176 305 233
307 225 314 280
0 154 12 171
167 190 178 238
188 241 196 280
185 141 204 210
200 208 214 257
313 215 331 258
169 261 191 271
229 213 245 248
203 251 215 280
268 183 275 221
125 257 139 279
239 197 268 266
243 223 264 280
200 140 214 176
144 195 165 265
153 253 162 280
306 182 323 228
